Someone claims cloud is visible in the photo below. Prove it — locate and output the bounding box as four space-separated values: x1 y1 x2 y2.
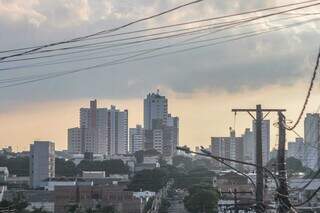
0 0 319 106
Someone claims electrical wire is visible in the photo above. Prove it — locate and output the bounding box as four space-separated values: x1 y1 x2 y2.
0 0 206 61
199 147 256 189
0 15 318 89
0 14 302 66
0 0 318 61
293 185 320 206
176 146 280 188
285 47 320 130
1 0 318 55
1 15 314 72
0 0 319 90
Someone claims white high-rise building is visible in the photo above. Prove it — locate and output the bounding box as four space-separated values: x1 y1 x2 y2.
129 125 145 154
242 128 255 165
253 120 270 166
30 141 55 189
144 91 168 130
287 138 304 162
68 100 128 155
304 113 320 170
79 100 108 155
108 105 128 155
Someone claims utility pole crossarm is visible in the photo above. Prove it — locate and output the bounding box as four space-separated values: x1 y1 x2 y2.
232 109 286 112
231 105 286 213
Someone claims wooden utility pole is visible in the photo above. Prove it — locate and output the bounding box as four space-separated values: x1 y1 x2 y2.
232 105 286 212
277 112 291 212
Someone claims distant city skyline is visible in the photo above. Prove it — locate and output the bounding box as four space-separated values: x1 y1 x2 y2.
1 83 320 152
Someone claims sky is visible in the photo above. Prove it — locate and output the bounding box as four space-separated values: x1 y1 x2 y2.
0 0 320 151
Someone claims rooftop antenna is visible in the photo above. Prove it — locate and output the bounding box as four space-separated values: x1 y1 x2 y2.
157 89 160 94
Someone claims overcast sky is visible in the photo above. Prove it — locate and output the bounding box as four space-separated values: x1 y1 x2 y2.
0 0 320 151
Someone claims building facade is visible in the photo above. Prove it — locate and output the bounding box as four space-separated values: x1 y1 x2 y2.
30 141 55 189
68 100 128 156
67 127 82 154
143 92 179 156
287 138 304 162
144 92 168 130
304 113 320 170
129 125 145 153
242 128 255 166
108 105 128 155
54 184 141 213
253 120 270 166
211 128 243 170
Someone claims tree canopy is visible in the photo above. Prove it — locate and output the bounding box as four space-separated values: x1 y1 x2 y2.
184 183 219 213
0 156 29 176
128 168 169 192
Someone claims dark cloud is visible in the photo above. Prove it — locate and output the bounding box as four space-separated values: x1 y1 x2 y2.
0 0 319 107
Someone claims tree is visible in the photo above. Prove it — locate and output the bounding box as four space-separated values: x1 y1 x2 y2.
266 157 309 177
0 192 29 213
31 207 49 213
172 155 193 170
76 159 129 175
0 156 29 176
134 150 144 164
55 158 77 177
286 157 305 174
128 168 169 192
86 205 116 213
184 184 219 213
159 198 170 213
173 167 215 189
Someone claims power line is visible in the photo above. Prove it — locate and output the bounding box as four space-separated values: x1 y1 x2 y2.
1 13 316 71
1 14 315 72
0 16 318 89
0 0 319 57
199 146 256 189
293 185 320 206
289 169 320 192
176 146 279 188
0 1 319 89
285 47 320 130
0 0 205 61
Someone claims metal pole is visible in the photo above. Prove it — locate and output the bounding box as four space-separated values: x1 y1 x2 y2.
277 112 291 212
255 104 264 212
234 188 239 213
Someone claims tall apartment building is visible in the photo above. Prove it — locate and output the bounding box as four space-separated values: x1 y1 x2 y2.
79 100 108 154
68 127 82 154
129 125 145 153
304 113 320 170
68 100 128 155
108 105 128 155
165 114 179 155
287 138 304 162
242 128 255 165
144 92 168 130
143 92 179 156
30 141 55 189
211 128 243 170
253 120 270 166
